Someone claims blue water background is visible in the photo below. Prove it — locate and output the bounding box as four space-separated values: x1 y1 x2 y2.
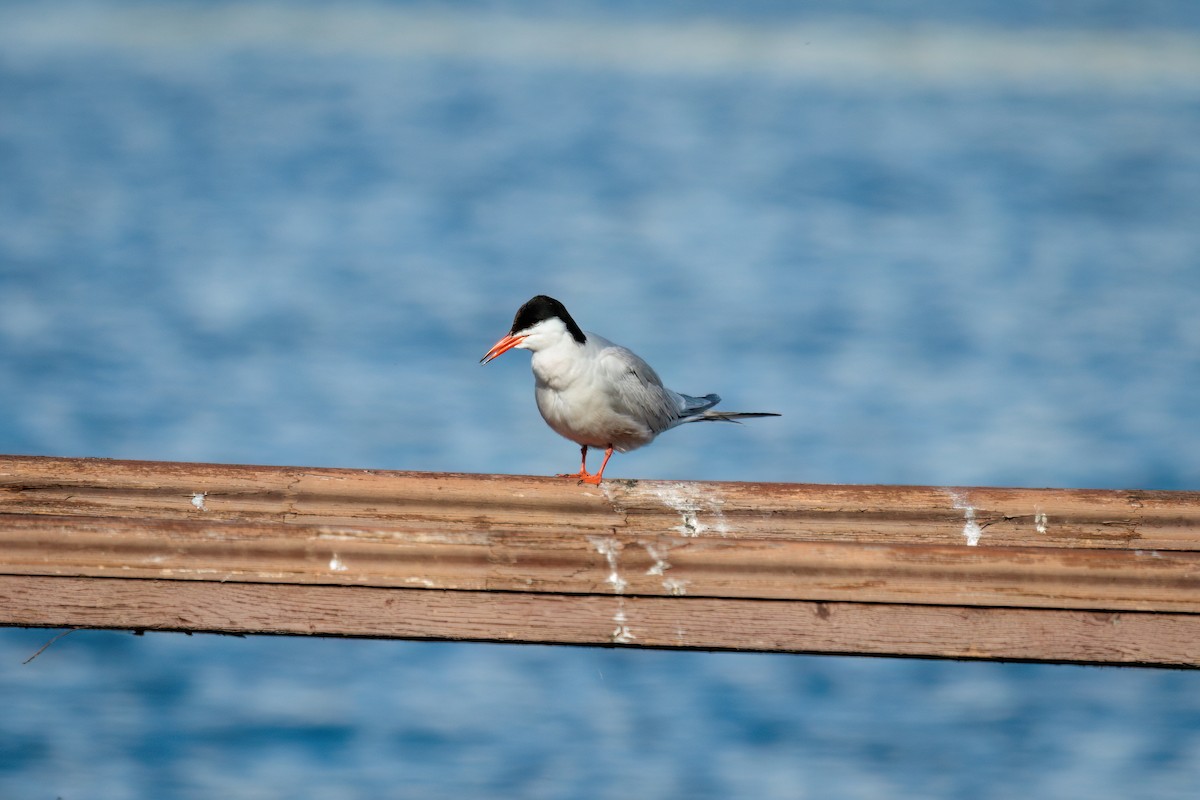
2 2 1199 797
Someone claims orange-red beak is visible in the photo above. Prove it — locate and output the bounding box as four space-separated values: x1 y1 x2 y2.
480 333 527 364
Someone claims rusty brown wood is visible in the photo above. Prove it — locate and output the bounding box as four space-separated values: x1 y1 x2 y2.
4 456 1198 549
2 455 1199 665
3 575 1198 667
3 513 1200 612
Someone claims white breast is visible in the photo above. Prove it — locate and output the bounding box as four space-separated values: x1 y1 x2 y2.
530 334 672 453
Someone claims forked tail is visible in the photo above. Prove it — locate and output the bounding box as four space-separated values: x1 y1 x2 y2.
684 410 781 424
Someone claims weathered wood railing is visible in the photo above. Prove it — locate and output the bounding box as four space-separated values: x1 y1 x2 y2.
1 455 1198 666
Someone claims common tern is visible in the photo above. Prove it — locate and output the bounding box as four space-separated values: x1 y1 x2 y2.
481 295 780 484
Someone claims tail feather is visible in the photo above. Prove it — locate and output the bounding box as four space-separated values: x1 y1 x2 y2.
674 391 780 424
684 410 781 424
677 392 722 415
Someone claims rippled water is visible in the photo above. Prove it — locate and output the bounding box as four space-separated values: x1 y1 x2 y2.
2 3 1199 797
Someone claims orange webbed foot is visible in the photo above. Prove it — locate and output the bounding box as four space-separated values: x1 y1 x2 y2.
556 445 612 486
554 470 601 484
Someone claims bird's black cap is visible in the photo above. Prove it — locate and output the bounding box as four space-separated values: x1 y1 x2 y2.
511 295 586 344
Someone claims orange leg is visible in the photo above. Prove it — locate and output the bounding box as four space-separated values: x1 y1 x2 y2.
580 446 613 486
556 445 591 480
557 445 614 485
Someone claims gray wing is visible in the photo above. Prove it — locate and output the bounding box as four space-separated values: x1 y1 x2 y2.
594 342 776 439
596 344 682 435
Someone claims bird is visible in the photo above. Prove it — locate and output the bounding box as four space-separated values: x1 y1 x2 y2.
480 295 780 484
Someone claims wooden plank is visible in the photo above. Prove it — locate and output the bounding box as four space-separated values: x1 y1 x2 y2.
3 575 1197 667
2 455 1200 665
4 455 1198 549
2 512 1199 612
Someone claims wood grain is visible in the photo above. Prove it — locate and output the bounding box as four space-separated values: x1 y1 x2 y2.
4 455 1197 549
2 513 1199 611
3 575 1197 667
2 455 1199 665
